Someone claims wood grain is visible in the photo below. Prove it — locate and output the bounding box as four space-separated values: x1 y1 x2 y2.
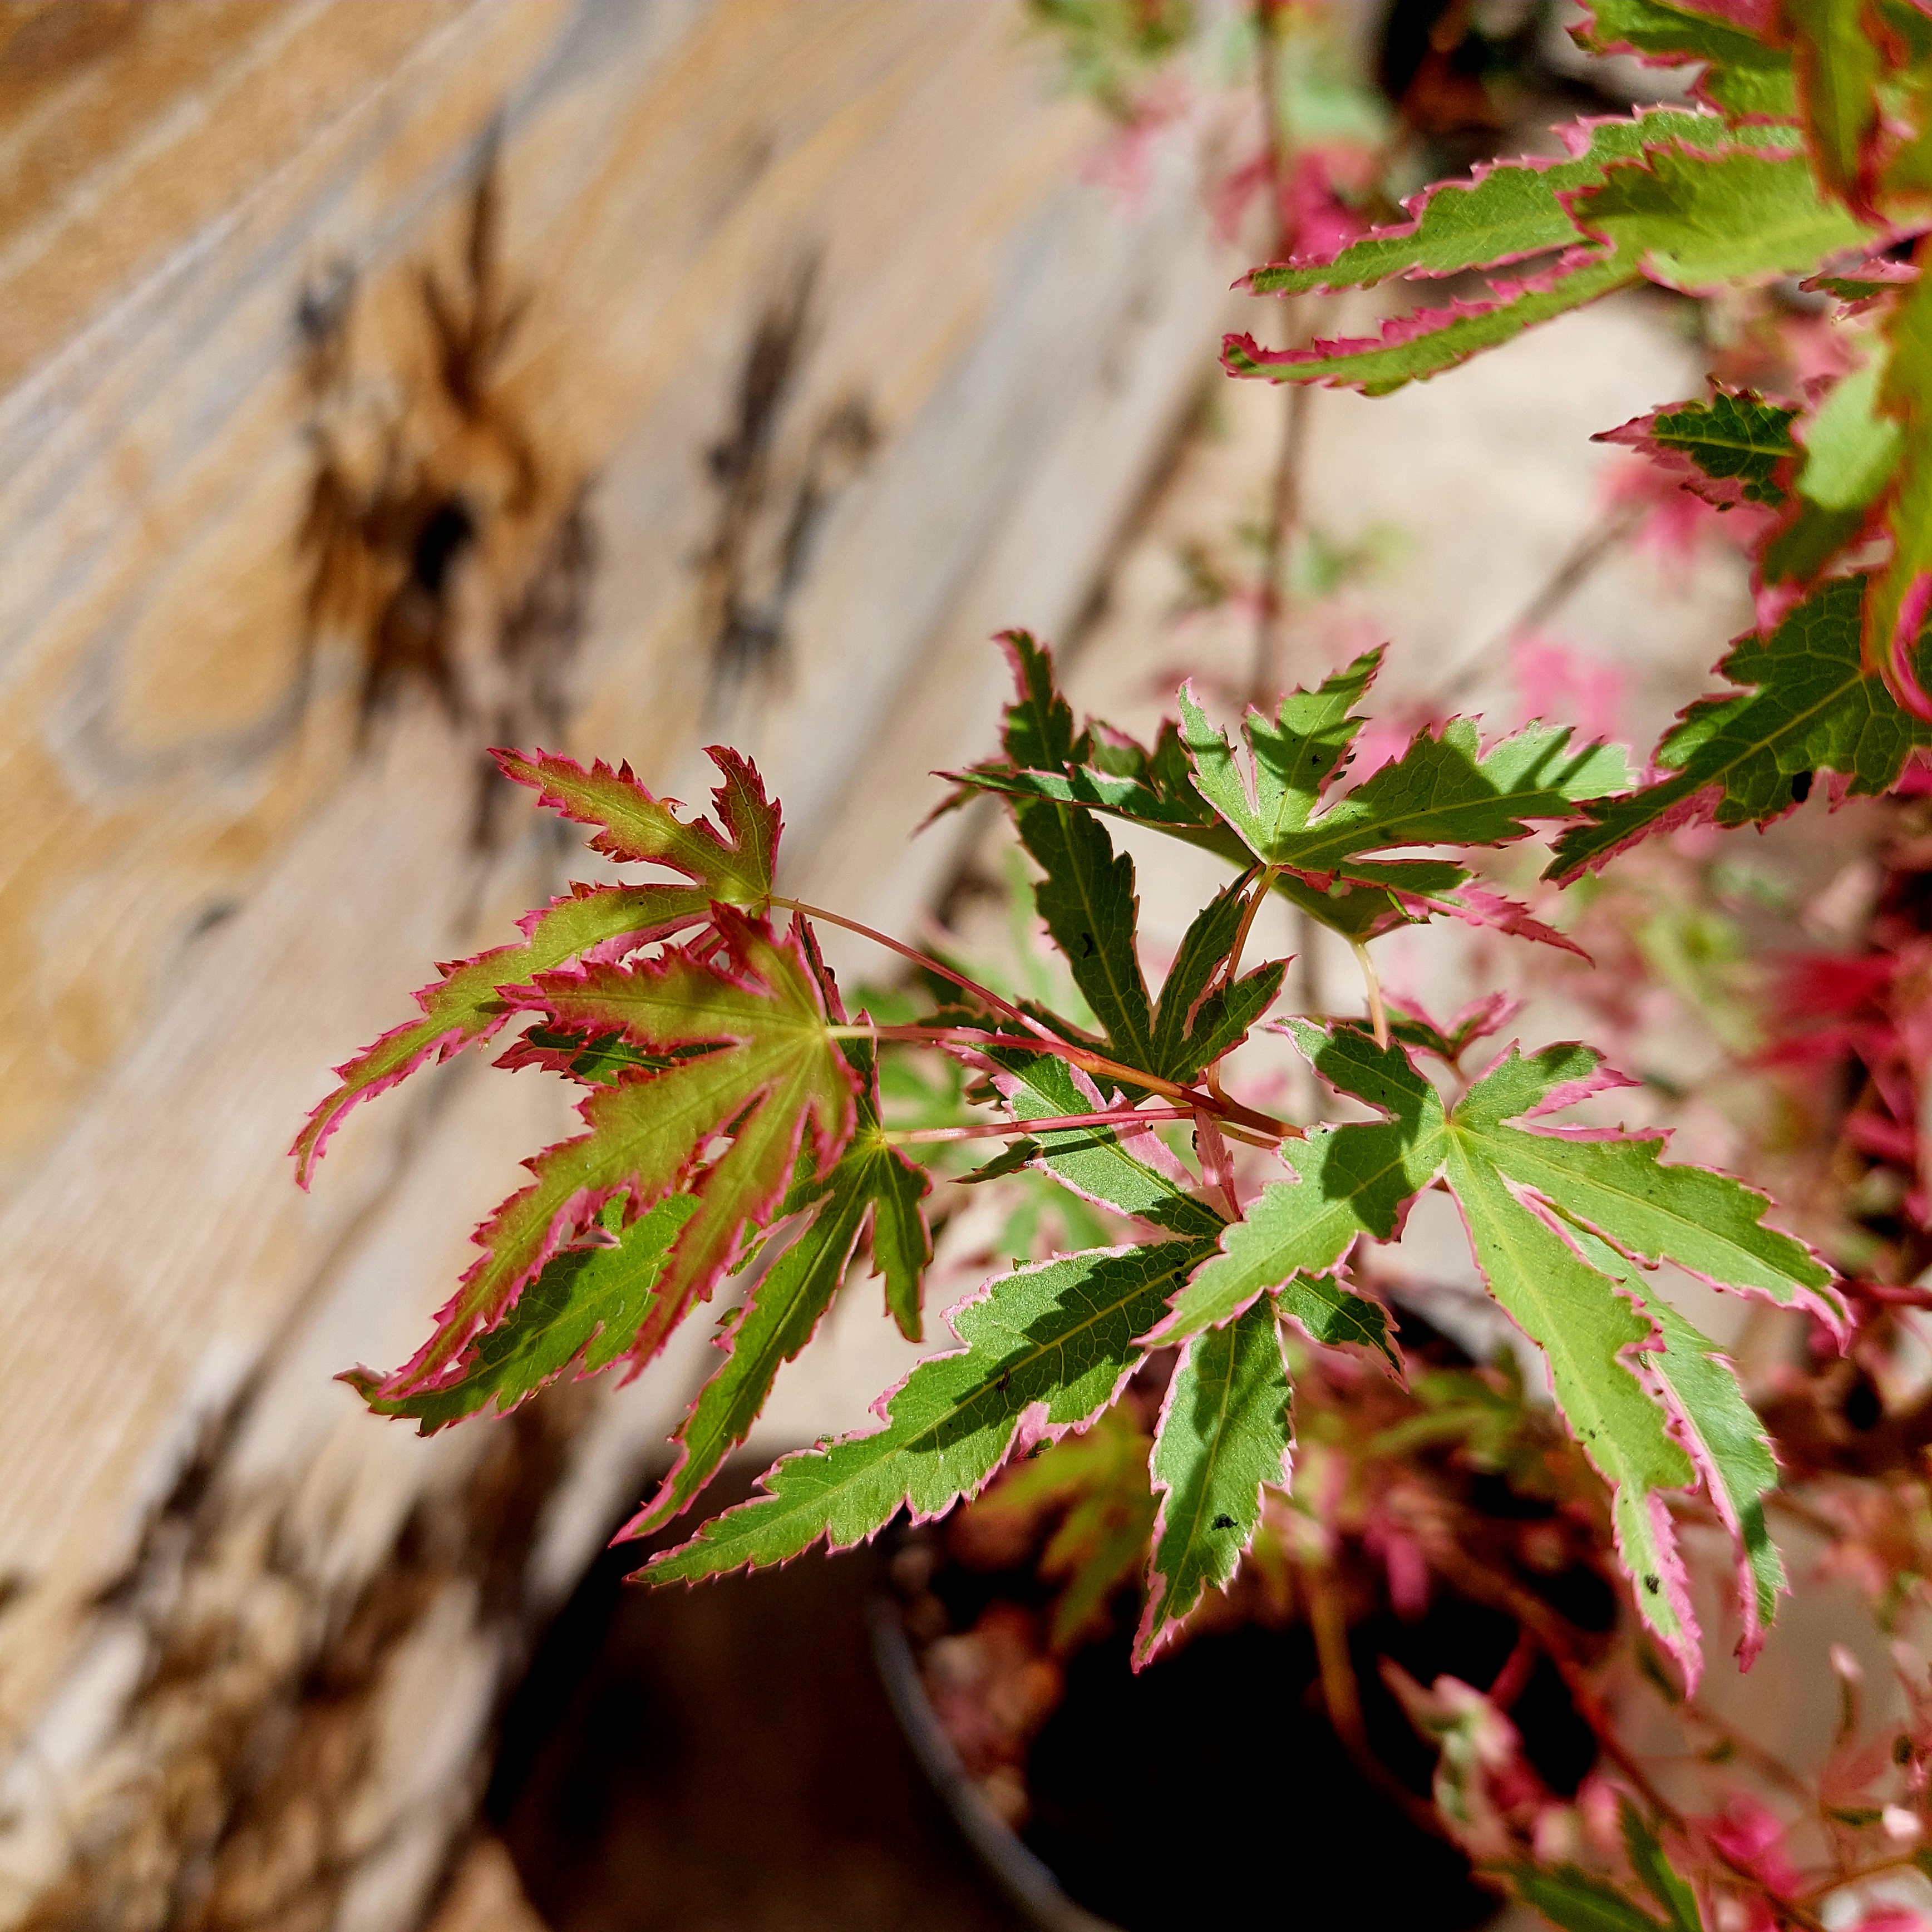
0 2 1228 1918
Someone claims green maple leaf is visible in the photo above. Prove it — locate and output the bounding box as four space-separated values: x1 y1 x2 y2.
1795 348 1904 508
972 633 1284 1075
1550 576 1932 879
1761 349 1901 585
1177 659 1627 944
1869 238 1932 706
1180 672 1627 872
1245 108 1744 300
350 1193 699 1432
360 910 855 1403
293 746 778 1182
644 1240 1210 1582
1164 1021 1835 1681
1499 1865 1673 1932
625 1038 931 1535
985 1047 1228 1240
1592 1251 1786 1662
1016 794 1158 1070
950 638 1623 947
1225 248 1638 397
1785 0 1885 209
1225 135 1863 397
1573 143 1875 293
1136 1295 1294 1663
1598 387 1799 507
1148 880 1290 1085
1573 0 1798 120
1621 1801 1707 1932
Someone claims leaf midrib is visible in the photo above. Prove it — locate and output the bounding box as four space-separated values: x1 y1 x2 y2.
1485 1125 1825 1299
1573 652 1869 860
1159 1322 1245 1619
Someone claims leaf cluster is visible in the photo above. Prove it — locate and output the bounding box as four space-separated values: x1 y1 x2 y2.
1223 0 1932 859
279 31 1932 1917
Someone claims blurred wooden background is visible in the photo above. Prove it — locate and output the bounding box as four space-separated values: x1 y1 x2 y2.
0 3 1225 1924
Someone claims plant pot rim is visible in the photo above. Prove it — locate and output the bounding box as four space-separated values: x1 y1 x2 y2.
866 1595 1123 1932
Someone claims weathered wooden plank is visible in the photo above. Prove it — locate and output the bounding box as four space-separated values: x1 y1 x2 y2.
0 1 1228 1920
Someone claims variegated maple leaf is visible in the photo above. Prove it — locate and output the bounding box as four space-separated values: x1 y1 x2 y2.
624 1034 930 1534
1224 119 1869 397
1550 576 1932 879
351 908 856 1402
1161 1019 1840 1685
1598 386 1800 510
293 745 780 1180
947 631 1624 950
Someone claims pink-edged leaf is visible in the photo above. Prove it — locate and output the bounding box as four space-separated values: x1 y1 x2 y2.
292 881 712 1184
1571 0 1797 121
495 743 778 904
1644 1298 1786 1667
492 1022 684 1083
625 1178 870 1539
1565 1224 1787 1667
1455 1040 1847 1337
362 911 854 1401
1156 1024 1443 1349
1783 0 1885 215
1803 252 1918 314
347 1192 699 1433
1867 237 1932 715
1243 108 1743 298
1135 1295 1294 1667
626 1039 933 1536
1232 137 1864 395
1387 990 1527 1064
1564 141 1879 295
1550 577 1932 880
642 1239 1212 1583
1164 1022 1825 1674
1226 245 1638 396
1395 879 1590 959
1596 387 1800 508
1441 1135 1704 1689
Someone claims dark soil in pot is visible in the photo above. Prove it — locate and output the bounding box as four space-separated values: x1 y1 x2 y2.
888 1522 1609 1932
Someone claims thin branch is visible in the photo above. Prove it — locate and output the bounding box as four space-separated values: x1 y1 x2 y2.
1427 498 1644 712
824 1023 1295 1143
1679 1696 1817 1808
888 1106 1194 1145
1249 0 1327 711
1223 863 1279 990
768 894 1032 1028
1796 1849 1932 1908
1254 377 1321 709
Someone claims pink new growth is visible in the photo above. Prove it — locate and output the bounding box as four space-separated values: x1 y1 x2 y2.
1603 455 1773 578
1512 631 1624 746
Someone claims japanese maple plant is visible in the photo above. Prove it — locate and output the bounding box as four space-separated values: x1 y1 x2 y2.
294 4 1932 1926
